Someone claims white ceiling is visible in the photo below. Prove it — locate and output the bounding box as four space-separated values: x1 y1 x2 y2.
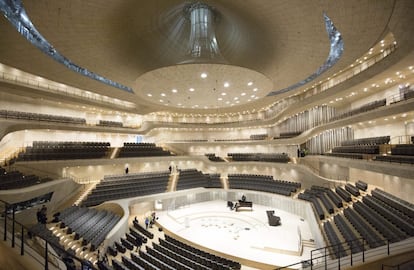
0 0 413 114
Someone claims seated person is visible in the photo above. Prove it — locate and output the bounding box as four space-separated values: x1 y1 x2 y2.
241 194 246 202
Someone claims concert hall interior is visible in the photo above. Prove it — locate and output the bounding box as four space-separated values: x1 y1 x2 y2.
1 1 414 270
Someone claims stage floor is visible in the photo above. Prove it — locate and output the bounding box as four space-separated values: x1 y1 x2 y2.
156 200 316 268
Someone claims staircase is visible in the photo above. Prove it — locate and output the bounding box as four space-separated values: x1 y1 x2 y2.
74 183 97 206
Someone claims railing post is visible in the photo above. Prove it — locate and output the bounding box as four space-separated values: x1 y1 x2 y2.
362 239 365 262
12 206 15 247
3 203 7 241
387 239 390 255
45 241 49 270
336 245 341 270
325 247 327 270
350 241 353 266
20 225 24 255
311 250 313 270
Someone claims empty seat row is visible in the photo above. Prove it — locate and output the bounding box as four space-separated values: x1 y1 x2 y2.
374 155 414 164
371 188 414 219
323 222 347 258
228 152 290 163
341 136 390 146
331 99 386 121
343 208 385 248
332 145 380 155
363 196 414 236
0 110 86 124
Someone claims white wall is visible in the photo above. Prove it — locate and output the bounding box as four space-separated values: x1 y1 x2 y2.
353 120 407 143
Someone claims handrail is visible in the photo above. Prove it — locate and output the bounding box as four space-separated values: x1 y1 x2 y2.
382 258 414 270
275 236 414 270
0 198 98 270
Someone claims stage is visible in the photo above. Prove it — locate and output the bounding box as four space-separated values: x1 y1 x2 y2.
156 200 316 269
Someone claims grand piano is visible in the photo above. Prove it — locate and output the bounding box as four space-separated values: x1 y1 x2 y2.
235 200 253 211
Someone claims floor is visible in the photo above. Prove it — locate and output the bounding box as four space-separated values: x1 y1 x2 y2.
156 200 315 269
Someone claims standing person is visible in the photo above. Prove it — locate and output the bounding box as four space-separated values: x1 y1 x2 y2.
145 217 149 229
40 205 47 224
135 236 143 251
125 167 129 174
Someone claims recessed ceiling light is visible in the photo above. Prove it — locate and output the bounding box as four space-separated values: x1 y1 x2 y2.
234 97 239 100
241 92 246 96
218 97 223 101
161 93 166 97
254 96 259 99
221 92 227 96
226 101 230 104
224 82 230 88
247 99 251 102
200 73 207 78
171 89 178 93
247 82 253 86
159 99 164 102
251 95 255 98
189 88 195 92
253 88 258 91
178 103 182 106
147 93 152 97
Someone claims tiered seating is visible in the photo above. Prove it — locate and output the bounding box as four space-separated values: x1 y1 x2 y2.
117 143 172 158
176 169 210 190
0 168 41 189
355 180 368 191
152 242 209 270
341 136 390 146
55 206 121 251
298 189 327 220
353 201 406 242
371 188 414 219
345 183 360 197
0 110 86 124
310 186 338 213
206 173 222 188
228 174 300 196
335 186 352 202
328 135 388 160
404 90 414 100
363 195 414 236
17 141 110 161
250 134 268 140
133 219 154 239
323 222 347 258
120 256 143 270
331 99 386 121
29 223 66 256
81 171 170 207
331 145 380 155
205 153 225 162
97 120 123 127
162 234 241 269
324 152 364 159
375 144 414 164
228 152 290 163
315 184 414 259
325 152 364 159
277 131 302 139
343 207 385 248
333 215 363 254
